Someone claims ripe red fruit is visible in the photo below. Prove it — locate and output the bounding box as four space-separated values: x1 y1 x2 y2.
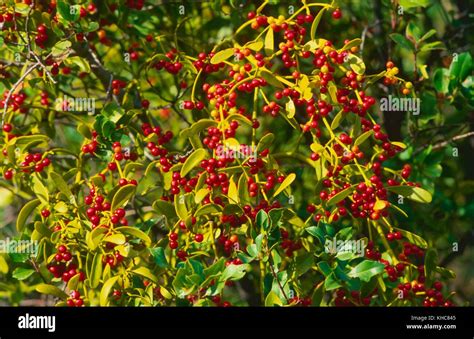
3 169 13 180
332 9 342 20
2 123 12 133
41 209 51 218
141 99 150 108
194 234 204 242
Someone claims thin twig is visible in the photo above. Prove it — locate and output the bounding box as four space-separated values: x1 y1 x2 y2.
414 131 474 155
1 62 39 125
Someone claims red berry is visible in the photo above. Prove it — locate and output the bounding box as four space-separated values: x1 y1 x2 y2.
2 123 12 133
332 9 342 20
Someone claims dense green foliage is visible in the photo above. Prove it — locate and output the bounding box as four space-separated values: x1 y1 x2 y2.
0 0 472 307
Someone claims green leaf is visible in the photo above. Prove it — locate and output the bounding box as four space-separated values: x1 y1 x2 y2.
57 1 80 22
354 130 373 146
16 199 40 232
181 148 207 177
210 48 234 64
390 33 414 51
424 249 438 286
264 28 274 55
310 8 326 41
435 266 456 279
339 38 362 52
194 188 210 204
295 253 314 276
306 226 325 245
327 185 354 206
324 272 342 290
90 253 103 289
111 184 136 211
420 29 437 42
265 290 283 306
227 176 239 204
32 174 49 204
12 267 35 280
405 22 422 42
387 185 432 203
348 260 385 282
149 247 168 268
0 255 8 274
420 41 444 52
174 194 188 220
256 210 270 231
115 226 151 245
36 284 68 299
273 173 296 197
399 0 430 9
330 110 344 130
153 200 177 221
393 227 428 249
245 41 263 51
100 276 120 306
51 40 72 57
50 172 76 205
257 133 274 152
12 135 49 151
132 267 158 283
286 98 296 119
103 233 127 245
312 282 324 306
433 68 450 94
220 264 247 281
346 54 366 75
66 272 80 291
63 56 91 73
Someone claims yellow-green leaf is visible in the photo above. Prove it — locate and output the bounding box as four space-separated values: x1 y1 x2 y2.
339 38 362 52
264 28 274 55
16 199 40 232
36 284 68 299
115 226 151 245
132 267 158 283
265 290 283 306
273 173 296 197
111 184 136 212
327 185 355 206
100 276 120 306
373 200 389 211
90 252 103 289
310 8 326 40
194 188 210 204
228 176 239 203
330 109 344 130
354 130 373 146
286 99 296 119
387 186 432 203
210 48 234 64
181 148 207 177
32 174 49 204
103 233 127 245
50 172 76 205
347 54 366 75
174 194 188 220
